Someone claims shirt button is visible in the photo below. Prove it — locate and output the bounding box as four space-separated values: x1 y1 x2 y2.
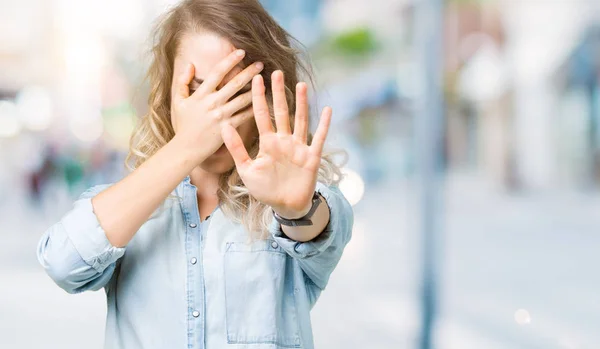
189 223 197 228
271 241 279 249
190 257 197 265
192 310 200 318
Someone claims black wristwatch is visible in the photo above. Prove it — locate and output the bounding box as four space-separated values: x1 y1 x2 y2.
272 192 322 227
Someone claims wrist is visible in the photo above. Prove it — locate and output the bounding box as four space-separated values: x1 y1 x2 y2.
170 134 209 165
272 193 319 220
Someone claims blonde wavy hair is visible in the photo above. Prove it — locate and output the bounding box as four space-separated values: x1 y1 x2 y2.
127 0 343 237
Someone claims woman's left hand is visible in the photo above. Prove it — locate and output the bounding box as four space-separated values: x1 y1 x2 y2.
221 70 331 219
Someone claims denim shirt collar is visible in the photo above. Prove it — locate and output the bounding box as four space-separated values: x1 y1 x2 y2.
177 175 221 214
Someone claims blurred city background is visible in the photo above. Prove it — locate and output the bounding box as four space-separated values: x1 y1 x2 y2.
1 0 600 348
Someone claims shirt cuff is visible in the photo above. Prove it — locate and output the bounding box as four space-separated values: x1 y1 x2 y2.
61 197 126 273
268 182 337 259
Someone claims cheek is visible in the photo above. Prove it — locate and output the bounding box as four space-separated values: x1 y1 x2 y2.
239 120 259 145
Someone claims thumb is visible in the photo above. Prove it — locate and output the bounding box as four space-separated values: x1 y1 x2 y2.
221 123 251 170
174 63 194 101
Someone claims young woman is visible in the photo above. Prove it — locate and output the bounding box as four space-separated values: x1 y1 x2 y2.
37 0 353 348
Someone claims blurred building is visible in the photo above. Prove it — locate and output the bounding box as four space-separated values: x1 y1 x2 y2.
554 25 600 187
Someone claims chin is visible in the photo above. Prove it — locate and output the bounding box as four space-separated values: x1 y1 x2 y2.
198 153 236 174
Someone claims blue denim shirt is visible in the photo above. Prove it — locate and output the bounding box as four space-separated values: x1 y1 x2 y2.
37 177 353 349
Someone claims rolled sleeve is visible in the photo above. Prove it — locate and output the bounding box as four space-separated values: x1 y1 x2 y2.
61 195 126 273
37 184 125 293
269 182 354 289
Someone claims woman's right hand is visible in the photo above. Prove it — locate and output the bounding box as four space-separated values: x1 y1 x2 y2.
171 49 264 161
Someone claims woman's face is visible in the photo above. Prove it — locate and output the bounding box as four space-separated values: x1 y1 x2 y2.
171 32 259 174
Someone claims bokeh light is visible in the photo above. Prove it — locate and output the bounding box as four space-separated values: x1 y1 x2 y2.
338 167 365 206
514 309 532 325
69 111 104 143
16 86 54 131
0 101 22 138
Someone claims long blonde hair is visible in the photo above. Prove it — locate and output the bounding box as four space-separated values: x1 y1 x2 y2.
127 0 342 236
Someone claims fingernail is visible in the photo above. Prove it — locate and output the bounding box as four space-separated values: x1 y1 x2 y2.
236 49 245 57
255 62 264 70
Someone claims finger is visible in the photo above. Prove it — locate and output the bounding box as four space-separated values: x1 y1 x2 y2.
221 90 252 117
229 105 255 129
195 49 246 97
293 82 309 144
272 70 291 134
310 106 332 157
215 62 264 104
221 123 251 170
252 75 274 135
174 63 195 101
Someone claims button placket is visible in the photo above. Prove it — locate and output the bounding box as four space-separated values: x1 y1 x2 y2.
183 181 206 345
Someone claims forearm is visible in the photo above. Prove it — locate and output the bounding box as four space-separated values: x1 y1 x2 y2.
92 135 207 247
276 194 330 242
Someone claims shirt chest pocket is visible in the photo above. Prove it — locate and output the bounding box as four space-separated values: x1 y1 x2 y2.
224 240 301 348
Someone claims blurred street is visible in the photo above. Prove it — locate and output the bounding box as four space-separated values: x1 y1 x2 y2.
2 173 599 349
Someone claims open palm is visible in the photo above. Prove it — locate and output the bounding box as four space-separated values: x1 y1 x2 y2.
221 71 331 217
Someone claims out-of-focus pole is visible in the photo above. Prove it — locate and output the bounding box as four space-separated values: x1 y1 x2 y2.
414 0 444 347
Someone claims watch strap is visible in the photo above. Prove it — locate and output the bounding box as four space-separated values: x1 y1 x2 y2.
272 192 321 227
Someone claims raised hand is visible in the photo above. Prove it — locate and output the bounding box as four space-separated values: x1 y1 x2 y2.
171 49 264 160
221 70 332 219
